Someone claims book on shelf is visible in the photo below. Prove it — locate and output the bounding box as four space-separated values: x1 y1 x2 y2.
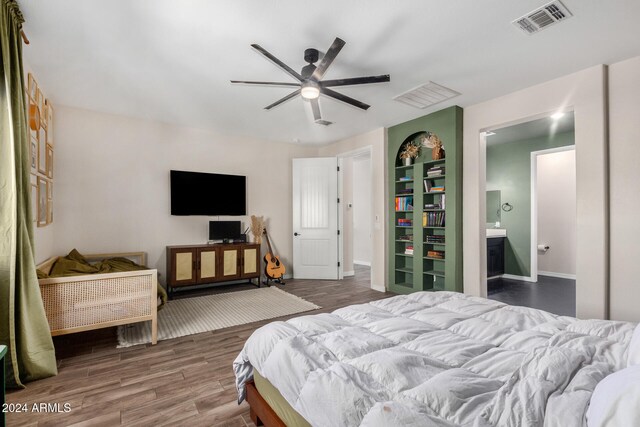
404 245 414 255
397 218 412 227
430 186 445 192
423 179 432 192
397 188 413 194
424 203 441 209
398 176 412 181
423 211 446 227
426 235 445 244
395 196 414 211
427 250 444 259
426 166 445 177
398 234 413 241
440 194 446 209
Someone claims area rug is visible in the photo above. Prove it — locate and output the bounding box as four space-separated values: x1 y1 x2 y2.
117 286 320 347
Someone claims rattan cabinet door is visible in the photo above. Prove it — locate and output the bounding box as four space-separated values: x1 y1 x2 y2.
220 246 241 280
197 247 218 283
241 244 260 279
169 247 197 286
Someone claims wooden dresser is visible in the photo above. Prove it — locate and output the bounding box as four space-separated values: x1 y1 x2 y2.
166 243 261 298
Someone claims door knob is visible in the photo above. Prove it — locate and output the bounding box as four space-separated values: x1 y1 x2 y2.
294 232 301 236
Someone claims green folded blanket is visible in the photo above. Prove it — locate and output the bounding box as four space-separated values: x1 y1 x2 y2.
42 249 167 309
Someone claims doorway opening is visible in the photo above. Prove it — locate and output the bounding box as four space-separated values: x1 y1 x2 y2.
338 147 374 289
484 112 576 316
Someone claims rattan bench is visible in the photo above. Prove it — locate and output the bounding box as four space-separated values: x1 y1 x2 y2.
37 252 158 345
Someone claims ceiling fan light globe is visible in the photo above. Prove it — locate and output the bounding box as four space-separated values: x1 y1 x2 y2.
301 85 320 100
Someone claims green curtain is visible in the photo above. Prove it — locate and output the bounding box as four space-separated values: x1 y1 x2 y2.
0 0 57 387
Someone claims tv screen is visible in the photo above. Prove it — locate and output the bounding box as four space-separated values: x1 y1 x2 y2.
209 221 241 241
170 170 246 216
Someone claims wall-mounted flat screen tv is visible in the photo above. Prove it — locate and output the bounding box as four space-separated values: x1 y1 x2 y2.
170 170 246 216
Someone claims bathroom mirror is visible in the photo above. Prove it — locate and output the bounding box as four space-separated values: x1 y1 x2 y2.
486 190 501 225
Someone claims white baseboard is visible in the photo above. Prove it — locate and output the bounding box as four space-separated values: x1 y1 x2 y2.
343 270 355 277
501 274 536 283
371 283 386 292
354 260 371 266
538 271 576 280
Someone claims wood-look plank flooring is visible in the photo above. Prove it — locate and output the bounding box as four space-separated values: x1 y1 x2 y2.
7 268 389 426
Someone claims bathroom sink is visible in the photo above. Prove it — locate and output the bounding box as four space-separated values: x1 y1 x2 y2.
486 228 507 238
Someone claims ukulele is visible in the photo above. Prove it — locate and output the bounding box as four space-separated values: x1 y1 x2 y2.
263 229 286 279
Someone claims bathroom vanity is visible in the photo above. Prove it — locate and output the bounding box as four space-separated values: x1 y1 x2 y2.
487 229 506 278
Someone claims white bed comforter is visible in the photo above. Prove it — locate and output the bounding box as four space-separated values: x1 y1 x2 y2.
233 291 635 427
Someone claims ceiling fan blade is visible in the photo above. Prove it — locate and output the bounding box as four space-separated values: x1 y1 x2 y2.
310 98 322 122
265 89 301 110
251 44 303 81
311 37 346 81
321 74 390 87
231 80 300 87
321 87 370 110
310 100 333 125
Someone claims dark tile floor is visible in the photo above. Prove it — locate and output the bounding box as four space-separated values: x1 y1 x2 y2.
488 275 576 316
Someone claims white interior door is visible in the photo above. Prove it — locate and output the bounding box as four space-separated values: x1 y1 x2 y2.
292 157 339 279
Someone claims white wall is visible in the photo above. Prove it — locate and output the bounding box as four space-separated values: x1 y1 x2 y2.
352 155 372 265
52 106 315 284
318 128 387 291
536 149 576 277
609 56 640 322
463 65 608 320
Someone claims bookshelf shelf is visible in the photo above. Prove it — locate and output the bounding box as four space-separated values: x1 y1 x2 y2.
423 270 446 277
388 106 462 295
395 282 413 288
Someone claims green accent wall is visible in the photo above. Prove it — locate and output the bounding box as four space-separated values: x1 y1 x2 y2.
387 106 463 294
486 131 575 277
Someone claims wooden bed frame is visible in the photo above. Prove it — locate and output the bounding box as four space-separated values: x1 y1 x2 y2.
37 252 158 344
246 380 287 427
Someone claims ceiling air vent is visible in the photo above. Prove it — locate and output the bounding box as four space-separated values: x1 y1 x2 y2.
512 1 573 35
393 81 460 109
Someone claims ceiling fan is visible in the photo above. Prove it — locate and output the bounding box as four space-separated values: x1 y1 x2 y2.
231 37 390 126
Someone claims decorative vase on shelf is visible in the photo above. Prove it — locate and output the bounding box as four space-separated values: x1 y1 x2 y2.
432 147 445 160
402 157 413 166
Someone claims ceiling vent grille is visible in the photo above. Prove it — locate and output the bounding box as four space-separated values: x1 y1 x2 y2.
393 81 460 109
512 1 572 35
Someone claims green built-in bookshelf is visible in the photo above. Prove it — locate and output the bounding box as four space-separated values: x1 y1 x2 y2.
388 106 463 294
